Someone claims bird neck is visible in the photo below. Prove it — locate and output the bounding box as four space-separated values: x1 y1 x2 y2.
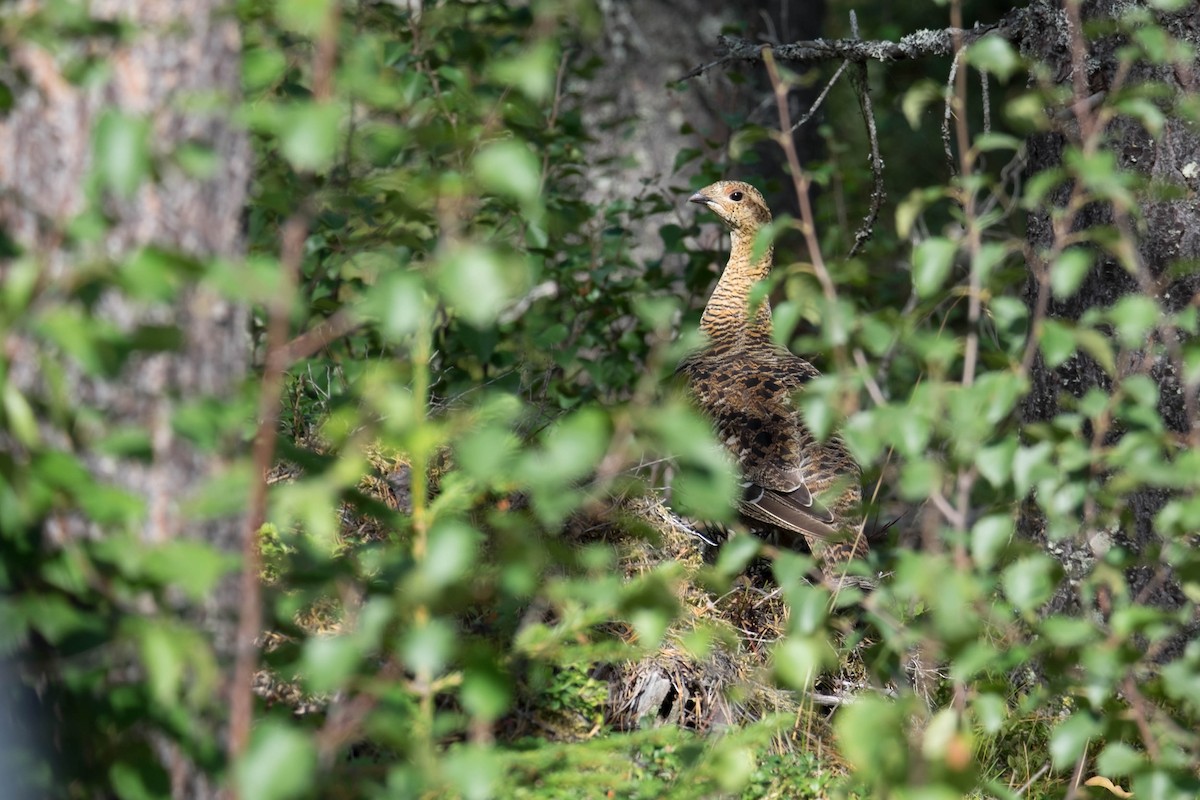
700 229 774 342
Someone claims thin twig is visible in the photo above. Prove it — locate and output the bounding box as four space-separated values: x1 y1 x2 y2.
1122 676 1162 762
1064 742 1089 800
847 10 885 259
929 487 966 529
980 70 991 135
278 309 362 366
761 53 840 307
1014 762 1051 796
790 60 849 133
853 347 887 407
949 0 981 572
227 213 308 766
227 3 337 784
942 49 963 176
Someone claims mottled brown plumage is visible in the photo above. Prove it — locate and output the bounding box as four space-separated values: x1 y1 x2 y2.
678 180 867 578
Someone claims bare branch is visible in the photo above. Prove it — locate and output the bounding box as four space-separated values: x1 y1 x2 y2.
228 212 308 765
847 11 886 259
790 60 849 133
680 6 1029 82
942 49 964 177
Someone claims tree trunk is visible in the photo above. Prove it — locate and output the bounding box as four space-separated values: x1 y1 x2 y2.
582 0 826 244
0 1 249 795
1017 0 1200 651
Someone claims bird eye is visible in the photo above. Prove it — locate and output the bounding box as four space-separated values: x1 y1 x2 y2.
729 191 743 201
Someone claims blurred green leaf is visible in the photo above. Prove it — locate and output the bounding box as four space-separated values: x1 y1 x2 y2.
1002 554 1058 612
836 696 909 782
912 237 957 298
1040 319 1075 368
474 139 541 204
971 514 1013 569
489 41 557 101
771 634 835 691
94 111 151 197
1050 249 1092 299
235 721 317 800
301 635 361 694
280 102 341 172
1049 711 1102 769
967 37 1021 81
437 245 528 327
277 0 333 35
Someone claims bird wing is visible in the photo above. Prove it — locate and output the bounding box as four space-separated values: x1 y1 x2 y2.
719 350 858 543
738 474 843 542
680 342 863 545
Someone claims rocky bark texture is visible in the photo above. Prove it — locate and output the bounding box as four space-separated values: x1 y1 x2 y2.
0 1 249 795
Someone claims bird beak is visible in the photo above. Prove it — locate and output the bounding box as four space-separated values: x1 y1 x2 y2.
688 192 711 206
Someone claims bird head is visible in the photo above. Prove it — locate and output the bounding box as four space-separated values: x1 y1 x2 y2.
688 180 772 234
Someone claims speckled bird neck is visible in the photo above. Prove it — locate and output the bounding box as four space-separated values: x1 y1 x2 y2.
700 228 774 343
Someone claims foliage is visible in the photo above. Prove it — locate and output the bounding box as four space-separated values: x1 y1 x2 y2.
2 0 1200 799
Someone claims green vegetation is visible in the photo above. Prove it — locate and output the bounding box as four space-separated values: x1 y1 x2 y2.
2 0 1200 798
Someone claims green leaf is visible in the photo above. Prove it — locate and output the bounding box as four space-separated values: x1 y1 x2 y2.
899 458 941 501
474 140 541 204
401 618 455 677
1051 249 1092 299
488 40 558 101
1074 328 1116 375
836 696 909 781
142 540 233 600
1007 93 1050 132
94 111 151 197
1041 615 1099 647
277 0 333 36
1049 711 1102 769
712 744 756 793
444 745 503 800
138 623 184 705
1001 554 1058 612
972 693 1007 734
1013 442 1054 496
235 721 317 800
1108 294 1160 348
281 102 341 172
967 37 1021 81
301 635 361 694
461 662 512 722
3 382 39 447
524 407 610 485
771 634 836 691
715 533 760 577
900 80 943 129
970 514 1013 569
1097 742 1146 775
243 45 287 93
422 520 479 589
785 583 829 636
912 237 957 298
437 245 525 327
1116 97 1166 136
976 436 1017 487
973 132 1021 152
1039 319 1076 368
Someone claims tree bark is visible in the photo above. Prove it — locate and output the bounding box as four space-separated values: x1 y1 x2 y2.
0 1 249 795
581 0 826 244
1017 0 1200 650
